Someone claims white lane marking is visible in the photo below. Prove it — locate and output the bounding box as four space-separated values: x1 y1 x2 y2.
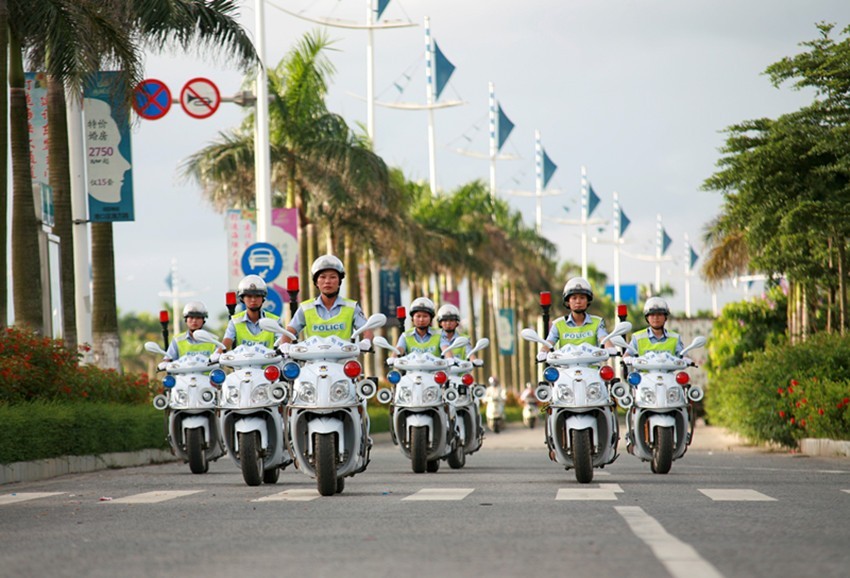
402 488 475 501
616 506 724 578
0 492 65 505
108 490 203 504
556 483 623 501
842 490 850 494
698 489 776 502
255 489 320 502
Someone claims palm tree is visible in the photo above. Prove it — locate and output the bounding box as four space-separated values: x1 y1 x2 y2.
0 0 8 328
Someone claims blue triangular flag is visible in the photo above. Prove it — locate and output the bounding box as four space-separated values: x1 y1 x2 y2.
619 207 631 237
497 104 514 151
433 41 455 100
164 271 173 291
376 0 391 20
588 184 600 217
689 246 699 269
542 149 557 188
662 228 672 255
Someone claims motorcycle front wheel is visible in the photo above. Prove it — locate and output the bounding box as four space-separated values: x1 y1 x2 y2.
410 426 428 473
263 466 280 484
186 427 209 474
315 433 338 496
238 431 264 486
571 429 594 484
447 443 466 469
651 426 673 474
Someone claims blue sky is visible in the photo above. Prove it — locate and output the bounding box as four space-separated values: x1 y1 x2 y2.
95 0 850 323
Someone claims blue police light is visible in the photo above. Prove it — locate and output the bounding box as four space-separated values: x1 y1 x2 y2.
209 369 226 385
543 367 559 383
283 362 301 380
163 375 176 388
387 370 402 385
628 372 642 386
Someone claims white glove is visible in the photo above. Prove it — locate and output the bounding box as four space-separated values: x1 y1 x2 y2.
386 357 396 367
157 361 169 371
537 351 548 362
606 347 619 356
472 359 484 367
359 338 372 352
682 356 694 365
278 342 291 357
208 352 221 365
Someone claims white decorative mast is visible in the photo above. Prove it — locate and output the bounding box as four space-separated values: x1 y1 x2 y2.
549 166 606 279
489 82 497 197
255 0 271 242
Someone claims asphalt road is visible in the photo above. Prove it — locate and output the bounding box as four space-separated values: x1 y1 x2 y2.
2 422 849 578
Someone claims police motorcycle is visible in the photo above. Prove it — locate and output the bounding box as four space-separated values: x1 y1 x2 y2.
259 314 386 496
521 321 632 484
619 335 707 474
191 329 291 487
146 341 225 474
372 336 470 473
443 338 490 469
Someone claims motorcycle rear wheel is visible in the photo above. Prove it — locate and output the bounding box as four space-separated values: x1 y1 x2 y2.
410 426 428 473
651 426 673 474
263 466 280 484
571 428 594 484
336 476 345 494
315 433 338 496
186 427 209 474
426 459 440 473
239 431 264 486
447 443 466 469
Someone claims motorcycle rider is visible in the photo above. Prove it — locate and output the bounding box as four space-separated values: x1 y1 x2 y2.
628 297 684 356
212 275 280 362
158 301 216 369
540 277 612 357
395 297 443 356
484 375 507 431
520 381 537 408
283 255 373 346
437 303 476 360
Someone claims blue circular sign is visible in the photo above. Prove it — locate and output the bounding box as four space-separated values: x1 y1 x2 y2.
133 79 171 120
263 287 284 316
241 242 283 283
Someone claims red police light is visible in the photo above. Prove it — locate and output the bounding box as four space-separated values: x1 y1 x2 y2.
461 374 474 386
225 292 237 306
286 276 299 292
434 371 448 385
396 306 407 319
344 361 362 378
264 365 281 382
159 310 169 323
675 372 690 385
540 291 552 306
599 366 615 381
617 304 628 318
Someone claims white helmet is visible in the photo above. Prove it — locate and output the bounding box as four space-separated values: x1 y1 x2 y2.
563 277 593 303
643 296 670 317
237 275 267 300
437 304 460 323
311 254 345 284
182 301 208 319
410 297 436 318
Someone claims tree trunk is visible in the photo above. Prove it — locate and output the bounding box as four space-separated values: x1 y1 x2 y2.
10 32 44 332
307 222 320 300
0 0 8 327
91 222 120 370
48 75 77 349
838 235 847 336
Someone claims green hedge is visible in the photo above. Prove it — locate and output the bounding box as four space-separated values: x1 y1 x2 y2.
0 401 168 464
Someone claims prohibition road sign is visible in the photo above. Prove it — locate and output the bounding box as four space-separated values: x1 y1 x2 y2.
180 77 221 119
133 79 171 120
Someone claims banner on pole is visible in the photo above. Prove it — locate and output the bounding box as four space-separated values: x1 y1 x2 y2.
497 308 515 355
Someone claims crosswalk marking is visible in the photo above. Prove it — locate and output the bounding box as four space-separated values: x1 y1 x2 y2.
108 490 203 504
698 489 776 502
0 492 64 505
616 506 724 578
842 490 850 495
556 483 624 501
402 488 474 501
255 489 320 502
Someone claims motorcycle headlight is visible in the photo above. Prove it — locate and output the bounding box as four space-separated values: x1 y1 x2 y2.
251 385 269 404
225 387 240 405
200 389 216 404
640 388 656 404
586 383 603 402
330 381 352 403
423 386 440 403
172 390 188 408
397 386 412 403
557 385 574 403
297 383 316 404
667 387 681 403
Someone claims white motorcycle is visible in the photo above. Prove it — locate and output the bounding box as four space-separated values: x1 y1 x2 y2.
193 329 290 487
373 337 469 474
484 387 507 434
619 336 707 474
260 314 386 496
444 339 490 469
522 399 538 429
521 322 632 484
146 342 225 474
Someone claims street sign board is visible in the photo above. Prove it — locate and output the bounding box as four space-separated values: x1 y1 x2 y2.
241 242 283 283
263 287 284 317
180 77 221 119
133 79 171 120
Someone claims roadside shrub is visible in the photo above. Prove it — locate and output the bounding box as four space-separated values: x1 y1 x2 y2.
706 333 850 446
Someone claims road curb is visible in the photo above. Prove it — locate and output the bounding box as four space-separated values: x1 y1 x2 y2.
799 438 850 458
1 449 177 486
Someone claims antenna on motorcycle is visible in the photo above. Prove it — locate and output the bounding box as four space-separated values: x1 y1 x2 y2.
159 310 169 350
286 275 300 321
225 291 237 319
539 291 551 333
